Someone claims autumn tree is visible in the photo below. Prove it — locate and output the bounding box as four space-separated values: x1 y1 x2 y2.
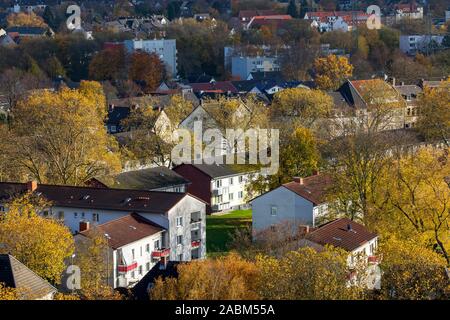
416 78 450 146
3 81 121 185
384 147 450 265
271 87 333 127
129 51 165 93
379 238 449 299
0 283 20 300
256 247 365 300
7 12 47 28
150 253 259 300
314 55 353 91
89 47 126 81
163 94 194 126
74 230 122 300
0 193 74 284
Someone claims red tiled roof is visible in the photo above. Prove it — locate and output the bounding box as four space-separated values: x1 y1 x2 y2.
306 218 378 252
282 174 333 205
79 213 164 249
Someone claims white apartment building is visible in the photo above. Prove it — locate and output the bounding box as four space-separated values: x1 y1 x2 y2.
399 35 444 55
124 39 177 78
0 181 207 288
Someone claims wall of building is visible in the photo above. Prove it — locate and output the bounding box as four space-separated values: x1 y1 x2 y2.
251 186 315 236
173 165 212 212
210 173 253 211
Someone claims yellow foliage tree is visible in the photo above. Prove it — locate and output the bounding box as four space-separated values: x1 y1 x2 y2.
4 81 121 185
0 283 20 300
0 193 74 284
7 12 47 28
314 54 354 91
150 253 260 300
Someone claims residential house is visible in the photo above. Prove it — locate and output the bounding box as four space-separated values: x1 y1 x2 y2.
394 82 422 128
399 35 444 55
231 56 281 80
0 181 207 264
251 173 333 234
124 39 177 78
0 254 58 300
6 26 53 41
238 10 278 23
245 14 292 30
305 11 369 32
89 166 190 193
173 163 257 213
76 213 170 288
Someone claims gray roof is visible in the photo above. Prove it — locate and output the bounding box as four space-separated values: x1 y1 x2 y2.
0 254 57 299
395 85 422 96
96 167 189 190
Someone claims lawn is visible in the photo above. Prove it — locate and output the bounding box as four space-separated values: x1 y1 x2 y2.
206 209 252 257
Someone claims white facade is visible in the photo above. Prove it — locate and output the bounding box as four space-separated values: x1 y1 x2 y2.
124 39 177 78
251 186 329 236
399 35 444 55
210 172 256 212
395 6 423 22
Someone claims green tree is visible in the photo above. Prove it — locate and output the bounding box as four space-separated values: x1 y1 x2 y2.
287 0 298 18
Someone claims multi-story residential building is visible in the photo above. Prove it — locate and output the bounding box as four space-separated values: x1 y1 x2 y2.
399 35 444 55
0 181 207 266
394 82 422 128
251 173 333 234
124 39 177 78
231 56 280 80
76 213 185 288
173 163 257 213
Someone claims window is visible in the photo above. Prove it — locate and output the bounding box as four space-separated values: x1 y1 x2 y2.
58 211 64 220
176 216 183 227
0 206 4 212
238 191 243 199
146 262 150 271
74 212 78 218
229 177 234 185
42 211 49 217
271 206 277 216
131 271 135 278
177 235 183 245
238 176 244 183
216 180 222 188
229 193 234 201
132 249 135 260
110 125 117 133
140 246 143 257
81 212 85 218
139 265 143 275
154 240 160 250
146 244 150 253
178 254 183 261
92 213 99 222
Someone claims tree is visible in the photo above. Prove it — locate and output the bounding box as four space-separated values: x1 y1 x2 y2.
314 55 353 91
299 0 309 18
384 147 450 265
271 87 333 127
89 47 126 81
256 247 364 299
129 51 165 93
150 253 259 300
4 81 121 185
379 238 449 299
74 230 122 300
7 12 47 28
0 283 20 300
0 193 74 284
163 94 194 126
42 6 58 31
416 78 450 146
287 0 298 18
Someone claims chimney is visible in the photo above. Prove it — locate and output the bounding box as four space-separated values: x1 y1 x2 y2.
347 223 352 231
293 177 304 185
26 181 38 192
79 221 90 232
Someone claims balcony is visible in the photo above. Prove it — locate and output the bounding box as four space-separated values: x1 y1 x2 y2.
191 240 201 248
212 189 223 196
151 248 170 258
118 261 137 273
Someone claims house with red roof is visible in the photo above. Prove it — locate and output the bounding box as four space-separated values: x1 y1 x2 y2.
251 172 333 233
304 11 369 32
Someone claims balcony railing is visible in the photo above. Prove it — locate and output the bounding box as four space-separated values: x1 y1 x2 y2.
190 218 202 224
118 261 138 273
191 240 201 248
152 248 170 258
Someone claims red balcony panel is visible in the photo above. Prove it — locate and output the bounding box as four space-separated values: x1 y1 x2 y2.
368 255 379 264
118 261 137 273
152 248 170 258
191 240 201 248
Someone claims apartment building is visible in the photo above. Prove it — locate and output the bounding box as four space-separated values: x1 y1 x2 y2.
124 39 177 78
173 163 257 213
399 35 444 55
231 56 280 80
0 181 207 268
